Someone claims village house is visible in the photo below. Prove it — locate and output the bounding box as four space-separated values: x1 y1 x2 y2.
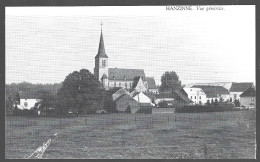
191 85 230 102
93 27 158 92
114 94 139 113
240 86 255 108
229 82 253 102
14 92 41 110
184 87 207 105
154 88 192 107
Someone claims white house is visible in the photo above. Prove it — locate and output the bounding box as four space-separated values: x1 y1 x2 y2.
18 99 41 110
184 88 207 105
133 92 151 103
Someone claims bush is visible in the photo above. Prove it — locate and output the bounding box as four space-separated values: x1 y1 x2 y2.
158 101 169 108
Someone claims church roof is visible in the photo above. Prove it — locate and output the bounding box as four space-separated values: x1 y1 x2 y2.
146 77 157 89
108 68 146 81
95 31 108 58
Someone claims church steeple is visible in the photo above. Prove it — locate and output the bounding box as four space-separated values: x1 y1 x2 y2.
95 22 108 58
94 22 109 83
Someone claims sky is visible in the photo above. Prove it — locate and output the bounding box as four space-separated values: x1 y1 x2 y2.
6 6 255 85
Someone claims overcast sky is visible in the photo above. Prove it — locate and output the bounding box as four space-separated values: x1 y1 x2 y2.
6 6 255 85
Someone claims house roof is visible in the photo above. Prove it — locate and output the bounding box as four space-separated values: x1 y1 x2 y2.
230 82 253 92
240 86 255 97
95 31 108 58
155 92 175 99
146 77 157 89
191 85 229 98
107 87 124 95
132 76 143 89
114 94 135 103
173 90 193 103
108 68 146 81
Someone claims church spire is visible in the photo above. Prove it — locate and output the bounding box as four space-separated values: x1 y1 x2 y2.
95 21 108 58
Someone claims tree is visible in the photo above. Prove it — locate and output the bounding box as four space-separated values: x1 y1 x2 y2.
211 99 214 104
214 98 218 106
219 97 224 103
160 71 182 92
37 90 55 109
206 100 210 106
56 69 105 114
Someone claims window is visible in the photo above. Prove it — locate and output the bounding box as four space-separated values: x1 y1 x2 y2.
102 60 106 67
114 82 116 87
108 82 109 87
125 83 127 88
119 83 121 87
130 83 132 88
191 96 192 99
252 97 254 101
199 96 201 99
24 102 28 107
234 94 237 99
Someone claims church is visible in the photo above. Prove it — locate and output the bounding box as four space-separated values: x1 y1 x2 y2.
93 26 158 94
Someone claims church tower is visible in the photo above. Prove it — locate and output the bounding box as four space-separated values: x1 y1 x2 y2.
94 23 109 87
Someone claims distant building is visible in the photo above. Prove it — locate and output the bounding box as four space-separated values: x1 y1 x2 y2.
114 94 139 112
184 88 207 105
93 27 156 91
132 92 152 103
191 85 229 102
240 86 255 108
146 77 159 94
111 87 129 101
18 93 41 110
229 82 253 101
154 88 192 106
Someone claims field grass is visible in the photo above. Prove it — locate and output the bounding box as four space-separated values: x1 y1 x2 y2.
5 110 256 159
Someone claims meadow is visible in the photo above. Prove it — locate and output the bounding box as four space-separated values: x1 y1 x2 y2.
5 109 256 159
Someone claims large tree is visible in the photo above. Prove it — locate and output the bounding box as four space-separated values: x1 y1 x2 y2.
56 69 106 114
160 71 182 92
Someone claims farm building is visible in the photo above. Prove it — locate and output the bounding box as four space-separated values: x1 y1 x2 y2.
114 94 139 112
16 92 41 110
229 82 253 101
191 85 230 102
184 87 207 105
111 87 129 101
132 92 151 103
240 86 255 108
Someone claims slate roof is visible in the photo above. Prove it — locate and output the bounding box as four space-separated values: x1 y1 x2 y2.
240 86 255 97
230 82 253 92
146 77 157 89
155 92 175 99
114 94 135 103
132 76 142 89
108 68 146 81
173 90 193 104
191 85 229 98
95 31 108 58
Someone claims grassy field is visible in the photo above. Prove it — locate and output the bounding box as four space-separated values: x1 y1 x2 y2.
5 110 256 159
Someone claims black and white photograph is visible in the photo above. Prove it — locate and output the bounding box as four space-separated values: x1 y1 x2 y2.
5 5 256 159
